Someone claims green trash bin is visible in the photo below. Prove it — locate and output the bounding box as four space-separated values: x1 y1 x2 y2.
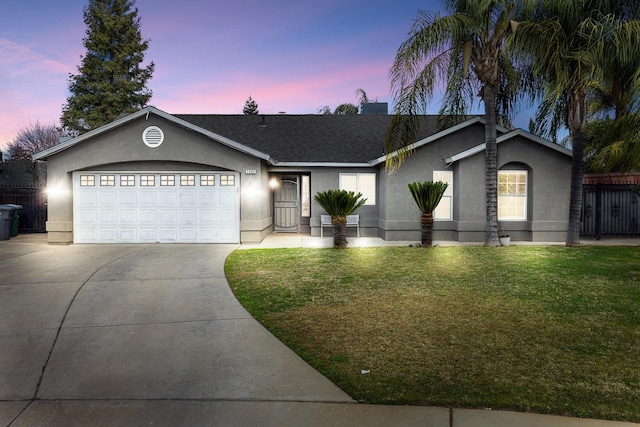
5 204 22 237
0 205 14 241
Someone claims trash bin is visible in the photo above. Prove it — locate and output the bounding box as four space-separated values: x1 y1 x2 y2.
5 204 22 237
0 205 14 241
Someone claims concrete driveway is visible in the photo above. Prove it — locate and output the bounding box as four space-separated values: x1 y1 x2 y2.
0 236 368 425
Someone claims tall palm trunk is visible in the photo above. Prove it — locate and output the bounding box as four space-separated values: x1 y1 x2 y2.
332 217 348 249
421 211 434 247
566 88 587 247
483 84 500 247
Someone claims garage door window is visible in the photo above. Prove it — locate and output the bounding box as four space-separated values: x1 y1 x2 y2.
201 175 215 186
120 175 135 186
140 175 155 186
160 175 175 186
181 175 195 186
101 175 115 186
80 175 95 186
221 175 235 186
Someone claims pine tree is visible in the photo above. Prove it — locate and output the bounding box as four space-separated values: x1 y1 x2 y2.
243 96 259 115
61 0 155 134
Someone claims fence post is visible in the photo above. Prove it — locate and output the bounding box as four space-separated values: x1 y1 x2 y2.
595 183 601 240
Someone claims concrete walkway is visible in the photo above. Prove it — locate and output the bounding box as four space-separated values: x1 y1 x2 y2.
0 233 638 426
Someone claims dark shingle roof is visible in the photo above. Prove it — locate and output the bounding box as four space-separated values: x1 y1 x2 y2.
174 114 442 163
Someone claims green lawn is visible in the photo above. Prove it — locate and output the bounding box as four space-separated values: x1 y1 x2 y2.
225 246 640 422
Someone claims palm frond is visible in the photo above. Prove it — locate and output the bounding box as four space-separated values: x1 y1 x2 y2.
408 181 449 213
314 190 367 219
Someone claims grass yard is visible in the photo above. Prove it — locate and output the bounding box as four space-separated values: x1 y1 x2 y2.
225 246 640 422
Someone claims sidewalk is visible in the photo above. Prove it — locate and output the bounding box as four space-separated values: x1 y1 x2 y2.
239 232 640 249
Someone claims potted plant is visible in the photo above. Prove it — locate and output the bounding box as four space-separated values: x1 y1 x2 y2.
498 222 510 246
314 189 366 249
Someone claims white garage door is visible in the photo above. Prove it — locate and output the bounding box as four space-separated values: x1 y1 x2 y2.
73 171 240 243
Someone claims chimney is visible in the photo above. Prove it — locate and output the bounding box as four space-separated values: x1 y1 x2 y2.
361 102 388 115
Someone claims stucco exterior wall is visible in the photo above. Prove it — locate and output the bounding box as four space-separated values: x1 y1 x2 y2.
303 167 380 237
43 115 272 244
379 126 572 242
380 123 486 241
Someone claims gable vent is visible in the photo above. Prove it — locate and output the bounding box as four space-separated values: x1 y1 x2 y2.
143 126 164 148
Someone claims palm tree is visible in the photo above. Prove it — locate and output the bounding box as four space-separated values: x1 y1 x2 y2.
510 0 640 246
408 181 449 247
314 190 367 249
387 0 523 247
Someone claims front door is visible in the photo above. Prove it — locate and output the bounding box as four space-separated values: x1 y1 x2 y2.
273 177 299 232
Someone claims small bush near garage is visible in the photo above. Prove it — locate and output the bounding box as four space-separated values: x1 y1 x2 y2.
225 246 640 423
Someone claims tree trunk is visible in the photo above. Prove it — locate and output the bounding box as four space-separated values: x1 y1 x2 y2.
332 218 348 249
483 84 500 247
566 88 587 247
421 212 434 247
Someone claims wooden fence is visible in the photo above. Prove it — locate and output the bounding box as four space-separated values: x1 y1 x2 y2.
0 185 47 233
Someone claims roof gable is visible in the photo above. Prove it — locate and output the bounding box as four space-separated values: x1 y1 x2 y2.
444 128 572 165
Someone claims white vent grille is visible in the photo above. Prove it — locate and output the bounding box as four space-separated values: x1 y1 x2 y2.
143 126 164 148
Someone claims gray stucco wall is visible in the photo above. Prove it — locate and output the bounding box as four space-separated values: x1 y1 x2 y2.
380 123 486 241
43 114 272 244
379 126 571 242
300 167 380 237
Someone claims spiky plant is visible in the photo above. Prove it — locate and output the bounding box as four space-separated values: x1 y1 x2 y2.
314 189 366 249
408 181 449 247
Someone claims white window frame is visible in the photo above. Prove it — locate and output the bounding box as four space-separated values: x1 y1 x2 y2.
498 170 528 221
433 170 453 221
339 173 376 205
301 175 311 217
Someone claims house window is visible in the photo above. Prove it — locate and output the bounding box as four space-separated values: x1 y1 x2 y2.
80 175 95 186
180 175 195 186
140 175 155 186
100 175 115 186
339 173 376 205
200 175 215 186
120 175 135 186
220 175 235 186
433 171 453 221
160 175 175 186
498 170 527 220
301 175 310 217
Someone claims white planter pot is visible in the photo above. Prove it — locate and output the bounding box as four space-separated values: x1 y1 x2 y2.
499 236 511 246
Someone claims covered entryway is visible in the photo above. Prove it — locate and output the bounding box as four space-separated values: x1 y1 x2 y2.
273 177 300 232
73 171 240 243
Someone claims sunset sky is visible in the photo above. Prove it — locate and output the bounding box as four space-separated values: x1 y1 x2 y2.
0 0 533 149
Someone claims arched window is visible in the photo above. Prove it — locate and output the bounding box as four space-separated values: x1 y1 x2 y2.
498 169 528 221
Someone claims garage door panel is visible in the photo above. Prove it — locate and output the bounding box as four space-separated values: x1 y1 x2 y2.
74 172 239 243
99 192 117 205
158 228 177 242
180 192 197 205
78 210 98 224
118 228 137 242
140 209 157 223
199 209 217 223
139 228 157 242
119 191 137 205
100 228 118 242
158 191 178 204
78 192 98 205
119 210 137 223
100 210 117 223
139 191 157 204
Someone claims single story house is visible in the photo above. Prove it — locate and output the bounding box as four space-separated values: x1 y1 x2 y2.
33 106 572 244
